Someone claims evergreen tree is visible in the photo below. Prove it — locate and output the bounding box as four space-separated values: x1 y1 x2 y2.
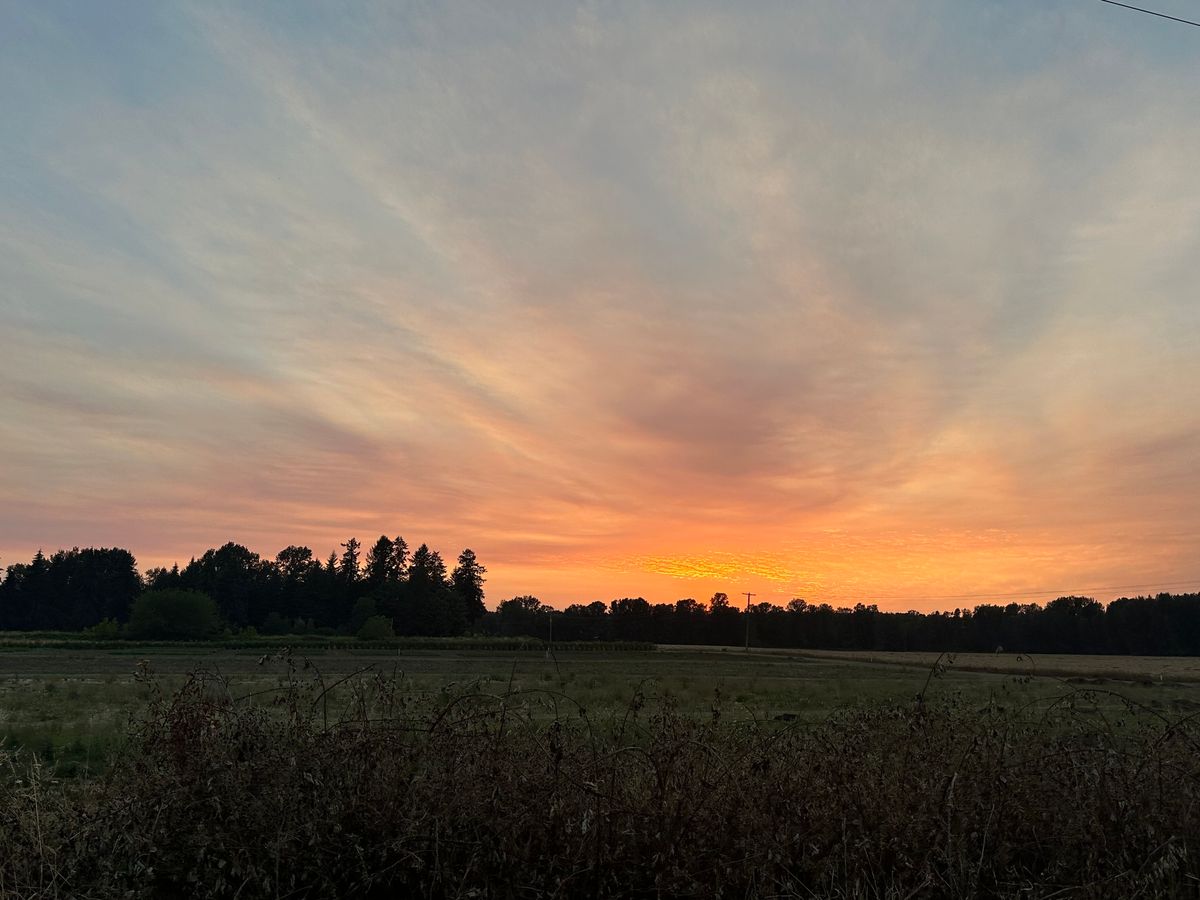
391 536 410 580
394 544 463 636
451 548 487 625
339 538 362 582
407 544 447 589
312 551 344 627
364 536 397 586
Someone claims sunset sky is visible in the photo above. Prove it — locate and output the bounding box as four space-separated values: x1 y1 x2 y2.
3 2 1199 610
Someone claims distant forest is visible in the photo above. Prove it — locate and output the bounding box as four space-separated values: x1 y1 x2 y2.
2 542 1199 654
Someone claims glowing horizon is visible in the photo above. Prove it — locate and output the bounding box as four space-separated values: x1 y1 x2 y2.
3 3 1200 612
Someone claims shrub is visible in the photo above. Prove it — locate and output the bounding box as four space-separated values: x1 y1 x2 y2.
348 597 379 634
125 589 219 640
356 615 395 641
83 618 121 640
260 611 290 635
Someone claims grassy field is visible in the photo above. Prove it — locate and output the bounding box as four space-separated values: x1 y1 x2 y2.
738 646 1200 681
4 643 1200 777
5 644 1200 896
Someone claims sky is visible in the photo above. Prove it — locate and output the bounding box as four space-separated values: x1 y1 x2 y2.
2 1 1199 611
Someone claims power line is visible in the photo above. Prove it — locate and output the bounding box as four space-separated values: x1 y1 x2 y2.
1098 0 1200 28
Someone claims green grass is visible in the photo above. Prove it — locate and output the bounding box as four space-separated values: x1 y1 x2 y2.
4 645 1200 777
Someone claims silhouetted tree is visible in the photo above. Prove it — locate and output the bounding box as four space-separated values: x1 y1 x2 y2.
7 540 1200 657
497 595 548 637
558 601 611 640
0 551 48 629
41 547 140 630
391 536 410 580
364 536 397 587
394 544 463 636
271 546 321 623
339 538 362 583
276 546 319 582
178 543 270 628
610 597 651 641
451 548 487 626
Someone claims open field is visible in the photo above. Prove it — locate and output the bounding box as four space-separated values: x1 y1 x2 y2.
5 645 1200 897
744 646 1200 682
4 643 1200 777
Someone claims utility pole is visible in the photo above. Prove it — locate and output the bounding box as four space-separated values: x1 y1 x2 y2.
743 592 756 652
545 610 559 673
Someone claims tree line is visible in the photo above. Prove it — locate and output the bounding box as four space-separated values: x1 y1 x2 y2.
493 592 1200 655
2 544 1199 653
0 538 486 639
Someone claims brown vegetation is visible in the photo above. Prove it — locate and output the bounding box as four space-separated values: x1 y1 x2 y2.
2 656 1199 898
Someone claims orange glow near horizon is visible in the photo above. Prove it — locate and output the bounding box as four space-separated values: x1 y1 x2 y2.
116 517 1197 614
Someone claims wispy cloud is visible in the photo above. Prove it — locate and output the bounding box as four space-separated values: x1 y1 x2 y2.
2 1 1198 606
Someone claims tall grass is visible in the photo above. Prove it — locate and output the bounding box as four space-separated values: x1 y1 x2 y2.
2 656 1198 898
